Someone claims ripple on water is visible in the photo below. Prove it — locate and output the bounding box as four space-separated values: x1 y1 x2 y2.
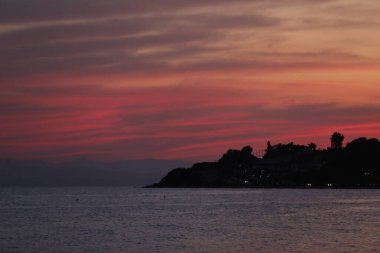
0 188 380 253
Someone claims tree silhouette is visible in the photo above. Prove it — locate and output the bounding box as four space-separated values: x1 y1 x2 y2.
242 145 253 155
331 132 345 149
266 141 273 154
308 142 317 151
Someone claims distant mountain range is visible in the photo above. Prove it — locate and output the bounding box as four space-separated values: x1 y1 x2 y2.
0 158 191 186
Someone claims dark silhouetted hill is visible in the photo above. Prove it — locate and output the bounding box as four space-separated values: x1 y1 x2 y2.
149 133 380 188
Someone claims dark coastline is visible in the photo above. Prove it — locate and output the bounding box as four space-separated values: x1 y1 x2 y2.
149 133 380 189
146 185 380 189
146 186 380 189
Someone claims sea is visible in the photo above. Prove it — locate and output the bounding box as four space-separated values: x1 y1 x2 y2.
1 187 380 253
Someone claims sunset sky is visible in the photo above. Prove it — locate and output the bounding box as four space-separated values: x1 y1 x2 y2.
1 0 380 161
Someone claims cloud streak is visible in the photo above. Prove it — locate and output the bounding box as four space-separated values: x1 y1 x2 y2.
0 0 379 160
1 83 379 160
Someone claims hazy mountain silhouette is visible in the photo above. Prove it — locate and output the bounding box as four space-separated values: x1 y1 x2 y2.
150 133 380 188
0 158 191 186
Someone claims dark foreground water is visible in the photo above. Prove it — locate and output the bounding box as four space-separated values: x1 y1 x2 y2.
1 188 380 253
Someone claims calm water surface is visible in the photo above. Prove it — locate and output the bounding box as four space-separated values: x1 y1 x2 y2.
1 188 380 253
